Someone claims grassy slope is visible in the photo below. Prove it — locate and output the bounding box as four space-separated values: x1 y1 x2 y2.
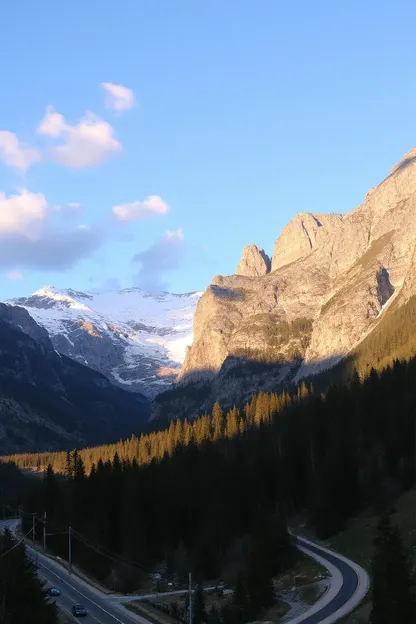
328 488 416 623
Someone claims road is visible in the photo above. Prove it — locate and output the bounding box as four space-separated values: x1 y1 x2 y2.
286 534 370 624
0 520 149 624
0 520 369 624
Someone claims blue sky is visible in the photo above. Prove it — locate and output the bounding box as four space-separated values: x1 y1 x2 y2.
0 0 415 298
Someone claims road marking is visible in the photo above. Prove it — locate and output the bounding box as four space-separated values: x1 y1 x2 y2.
35 558 126 624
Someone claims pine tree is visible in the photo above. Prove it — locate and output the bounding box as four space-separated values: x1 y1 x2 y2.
370 512 416 623
245 540 275 618
0 529 58 623
211 402 224 441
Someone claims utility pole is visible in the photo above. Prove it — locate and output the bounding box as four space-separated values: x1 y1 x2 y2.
43 511 46 552
68 526 72 574
32 513 35 545
188 572 193 624
310 437 316 476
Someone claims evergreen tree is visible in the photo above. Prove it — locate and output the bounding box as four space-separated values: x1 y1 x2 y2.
370 513 416 623
0 529 58 623
245 540 275 618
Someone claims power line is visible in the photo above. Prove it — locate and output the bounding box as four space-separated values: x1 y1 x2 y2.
26 514 150 574
0 520 42 559
70 528 150 573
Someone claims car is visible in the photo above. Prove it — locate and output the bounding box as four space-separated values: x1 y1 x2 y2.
72 604 87 617
48 587 60 597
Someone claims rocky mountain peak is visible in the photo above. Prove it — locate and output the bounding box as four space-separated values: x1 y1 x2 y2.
235 244 271 277
271 212 344 272
152 145 416 421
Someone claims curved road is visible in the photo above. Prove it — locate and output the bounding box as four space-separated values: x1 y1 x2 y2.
0 520 369 624
288 535 370 624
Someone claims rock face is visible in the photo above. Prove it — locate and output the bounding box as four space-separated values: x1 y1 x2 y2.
7 287 202 398
236 244 271 276
0 303 150 454
153 146 416 419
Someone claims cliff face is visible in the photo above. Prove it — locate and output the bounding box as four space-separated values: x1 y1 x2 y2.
152 146 416 420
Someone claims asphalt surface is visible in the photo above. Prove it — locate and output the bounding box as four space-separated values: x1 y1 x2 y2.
0 519 148 624
27 545 143 623
0 520 367 623
288 535 363 624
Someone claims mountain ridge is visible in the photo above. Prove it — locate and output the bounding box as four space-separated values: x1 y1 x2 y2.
7 286 202 398
0 302 150 454
152 145 416 420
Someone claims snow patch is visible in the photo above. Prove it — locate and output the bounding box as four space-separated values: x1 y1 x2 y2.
6 285 203 396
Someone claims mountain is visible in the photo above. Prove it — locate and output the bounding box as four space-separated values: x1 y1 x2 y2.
7 287 202 398
0 302 150 454
152 146 416 420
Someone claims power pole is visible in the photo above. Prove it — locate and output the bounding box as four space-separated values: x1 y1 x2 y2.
310 437 316 475
43 511 46 552
68 526 72 574
32 513 35 545
188 572 193 624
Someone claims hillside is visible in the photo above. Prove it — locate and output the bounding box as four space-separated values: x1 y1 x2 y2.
7 286 202 398
0 302 150 454
9 352 416 602
152 147 416 420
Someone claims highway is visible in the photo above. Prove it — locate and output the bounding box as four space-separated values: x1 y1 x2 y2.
0 520 369 624
0 520 149 623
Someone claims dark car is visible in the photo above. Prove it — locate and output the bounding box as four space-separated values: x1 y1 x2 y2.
72 604 87 617
48 587 60 597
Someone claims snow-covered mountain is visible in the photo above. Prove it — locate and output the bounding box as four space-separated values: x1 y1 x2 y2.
6 286 202 398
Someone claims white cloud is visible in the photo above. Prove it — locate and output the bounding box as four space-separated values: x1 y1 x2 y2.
166 227 184 241
0 188 102 270
37 107 66 136
6 270 24 281
112 195 169 221
67 201 81 210
0 189 48 239
132 228 185 292
101 82 135 112
37 107 121 168
0 131 41 172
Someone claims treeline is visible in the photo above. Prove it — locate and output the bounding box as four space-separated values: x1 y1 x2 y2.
13 356 416 594
3 387 305 475
22 445 294 615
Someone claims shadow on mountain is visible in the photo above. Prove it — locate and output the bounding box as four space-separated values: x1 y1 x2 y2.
0 304 151 455
152 351 357 425
153 293 416 426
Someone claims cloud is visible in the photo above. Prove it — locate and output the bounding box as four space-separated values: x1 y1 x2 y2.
67 202 81 210
0 189 102 270
37 108 66 137
112 195 169 222
37 107 121 168
132 228 185 292
6 270 24 281
0 189 47 239
101 82 135 112
0 131 41 172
